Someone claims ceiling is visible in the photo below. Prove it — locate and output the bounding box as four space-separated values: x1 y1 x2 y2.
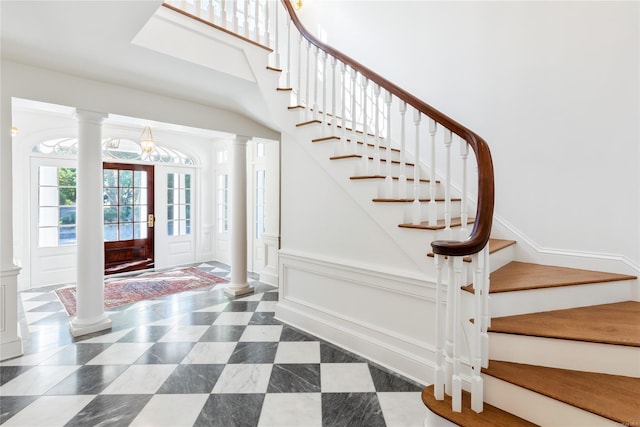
0 0 275 136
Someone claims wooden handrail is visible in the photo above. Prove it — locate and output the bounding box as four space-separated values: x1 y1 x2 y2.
281 0 494 256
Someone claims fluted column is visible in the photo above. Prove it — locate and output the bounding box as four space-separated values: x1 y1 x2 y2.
0 91 23 361
70 109 112 337
226 135 253 296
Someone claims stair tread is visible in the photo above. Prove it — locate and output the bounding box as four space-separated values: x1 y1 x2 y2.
463 261 636 294
489 301 640 347
329 154 415 166
350 175 438 183
312 136 400 152
373 198 461 203
399 217 474 230
428 238 516 262
483 360 640 425
421 384 538 427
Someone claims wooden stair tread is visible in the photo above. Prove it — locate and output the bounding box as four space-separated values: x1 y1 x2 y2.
463 261 636 294
399 217 474 231
421 384 538 427
312 136 399 152
483 360 640 425
329 154 415 166
373 197 461 203
489 301 640 347
428 238 516 262
350 175 438 183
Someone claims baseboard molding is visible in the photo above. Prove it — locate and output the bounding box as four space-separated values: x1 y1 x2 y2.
492 215 640 276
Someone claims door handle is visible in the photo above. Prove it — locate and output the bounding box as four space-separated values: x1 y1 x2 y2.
147 214 155 228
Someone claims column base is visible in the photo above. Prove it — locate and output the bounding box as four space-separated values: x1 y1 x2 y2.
0 336 24 361
70 314 112 337
224 283 254 297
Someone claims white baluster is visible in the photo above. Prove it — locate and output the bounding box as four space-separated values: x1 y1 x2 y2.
360 76 369 175
471 248 485 413
254 0 259 42
305 40 311 112
296 33 303 106
384 90 393 198
350 69 358 155
459 139 469 240
398 101 407 199
208 0 215 23
264 0 270 47
312 46 319 120
339 63 348 154
372 84 381 175
284 14 290 86
444 129 453 239
482 244 490 369
221 0 228 29
428 119 438 226
331 56 338 129
194 0 201 17
452 256 463 412
232 0 238 32
412 109 421 225
433 253 445 401
444 257 454 395
243 0 249 37
321 51 328 128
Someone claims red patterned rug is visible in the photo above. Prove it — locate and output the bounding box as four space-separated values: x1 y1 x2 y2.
55 267 228 316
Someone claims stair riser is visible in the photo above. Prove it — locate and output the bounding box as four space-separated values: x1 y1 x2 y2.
486 280 636 317
482 375 619 426
489 333 640 377
376 180 445 200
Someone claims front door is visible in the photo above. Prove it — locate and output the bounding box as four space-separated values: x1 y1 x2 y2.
103 163 154 275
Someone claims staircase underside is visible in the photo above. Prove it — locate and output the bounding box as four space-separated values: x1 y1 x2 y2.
482 360 640 425
489 301 640 346
421 385 538 427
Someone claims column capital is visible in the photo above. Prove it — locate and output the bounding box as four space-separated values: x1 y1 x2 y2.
233 135 252 145
75 109 108 124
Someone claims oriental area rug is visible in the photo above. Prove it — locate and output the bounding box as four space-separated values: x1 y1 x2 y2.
55 267 228 316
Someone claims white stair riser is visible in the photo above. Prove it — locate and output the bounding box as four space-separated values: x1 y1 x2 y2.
482 374 619 427
489 333 640 377
487 280 636 317
488 244 514 272
376 180 445 200
402 200 463 223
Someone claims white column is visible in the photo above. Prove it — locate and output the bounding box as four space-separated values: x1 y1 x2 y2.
70 109 112 337
226 135 253 296
0 92 23 361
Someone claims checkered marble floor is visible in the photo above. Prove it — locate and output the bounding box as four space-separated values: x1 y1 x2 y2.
1 262 428 426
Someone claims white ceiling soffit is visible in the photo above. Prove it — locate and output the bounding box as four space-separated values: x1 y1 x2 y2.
132 7 256 83
0 1 267 120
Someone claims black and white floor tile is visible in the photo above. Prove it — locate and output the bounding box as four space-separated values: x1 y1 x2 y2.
1 262 428 426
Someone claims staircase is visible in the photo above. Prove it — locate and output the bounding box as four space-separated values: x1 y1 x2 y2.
164 1 639 425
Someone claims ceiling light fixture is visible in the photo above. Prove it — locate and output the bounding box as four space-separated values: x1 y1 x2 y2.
139 126 155 153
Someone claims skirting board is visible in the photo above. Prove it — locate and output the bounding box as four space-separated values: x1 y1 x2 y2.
277 250 443 385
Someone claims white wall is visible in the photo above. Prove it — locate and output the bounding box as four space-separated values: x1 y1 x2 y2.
297 1 640 271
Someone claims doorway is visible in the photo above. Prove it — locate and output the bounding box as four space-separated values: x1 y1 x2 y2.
103 162 155 275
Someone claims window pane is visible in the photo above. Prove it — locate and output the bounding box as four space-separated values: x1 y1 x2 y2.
58 168 76 186
134 170 147 188
186 219 191 235
104 207 118 223
167 189 174 204
39 166 58 186
58 187 76 206
178 220 186 235
185 190 191 204
103 169 118 187
119 206 133 222
134 188 147 205
119 188 133 206
178 205 186 220
178 173 185 188
119 170 133 187
58 226 76 245
104 224 118 241
39 187 58 207
39 207 58 227
59 207 76 225
119 223 133 240
134 223 147 239
167 173 174 188
167 205 174 221
39 227 58 247
168 220 174 236
185 204 191 220
134 206 147 222
103 188 118 205
178 189 186 205
185 174 191 188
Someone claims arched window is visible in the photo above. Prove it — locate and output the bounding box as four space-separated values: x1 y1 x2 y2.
32 137 195 165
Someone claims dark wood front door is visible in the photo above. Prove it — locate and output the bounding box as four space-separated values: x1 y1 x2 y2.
103 163 154 275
